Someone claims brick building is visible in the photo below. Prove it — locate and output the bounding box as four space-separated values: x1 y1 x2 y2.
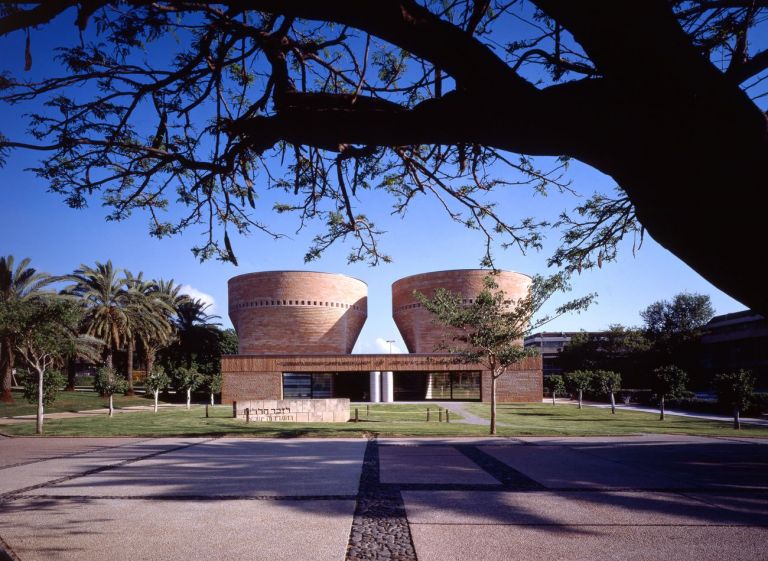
222 270 542 403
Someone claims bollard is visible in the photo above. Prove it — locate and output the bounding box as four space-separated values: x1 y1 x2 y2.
232 401 237 419
446 409 450 423
439 409 443 423
245 408 250 423
205 404 209 418
355 407 359 423
427 407 431 422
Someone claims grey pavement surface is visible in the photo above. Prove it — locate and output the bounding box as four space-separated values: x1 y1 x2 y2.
0 435 766 561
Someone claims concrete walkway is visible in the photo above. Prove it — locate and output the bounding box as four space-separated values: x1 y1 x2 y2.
1 435 766 561
570 399 768 427
439 402 492 425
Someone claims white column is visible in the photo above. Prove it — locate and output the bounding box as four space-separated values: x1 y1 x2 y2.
382 371 394 403
369 371 381 403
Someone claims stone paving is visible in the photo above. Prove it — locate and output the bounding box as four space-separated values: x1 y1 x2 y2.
0 434 766 560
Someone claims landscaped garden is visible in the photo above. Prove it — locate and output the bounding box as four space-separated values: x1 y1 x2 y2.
0 389 163 417
3 401 767 438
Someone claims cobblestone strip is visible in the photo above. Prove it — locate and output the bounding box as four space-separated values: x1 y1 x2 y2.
346 437 418 561
455 444 546 490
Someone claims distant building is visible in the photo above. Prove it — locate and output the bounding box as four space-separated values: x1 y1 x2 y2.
700 310 768 389
524 332 580 376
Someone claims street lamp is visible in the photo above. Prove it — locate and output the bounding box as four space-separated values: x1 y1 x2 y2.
385 339 396 354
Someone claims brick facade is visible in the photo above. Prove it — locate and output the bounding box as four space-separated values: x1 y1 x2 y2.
221 354 543 403
228 271 367 354
392 269 532 353
221 370 282 403
481 356 543 402
224 269 542 404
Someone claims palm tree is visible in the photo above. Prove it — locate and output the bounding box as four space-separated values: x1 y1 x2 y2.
174 299 221 368
132 277 177 385
0 256 52 402
64 261 130 372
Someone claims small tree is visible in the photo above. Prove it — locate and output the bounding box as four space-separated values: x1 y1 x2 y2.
21 368 65 408
593 370 622 414
207 372 223 406
144 365 170 413
545 375 566 406
565 370 593 410
5 298 83 434
174 364 203 410
418 273 594 435
652 365 688 421
94 367 127 417
714 370 755 430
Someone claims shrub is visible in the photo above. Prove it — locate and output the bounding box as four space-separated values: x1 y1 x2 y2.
21 368 65 407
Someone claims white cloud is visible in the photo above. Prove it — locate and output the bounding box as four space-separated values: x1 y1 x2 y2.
179 284 216 313
362 337 404 354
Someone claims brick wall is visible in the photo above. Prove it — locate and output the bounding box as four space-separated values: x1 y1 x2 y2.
228 271 367 354
481 355 543 403
221 370 282 403
392 269 532 353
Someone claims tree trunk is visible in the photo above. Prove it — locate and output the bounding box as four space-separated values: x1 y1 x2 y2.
145 348 155 378
125 340 135 396
552 391 556 406
733 406 740 430
659 395 665 421
105 347 113 369
578 389 583 410
186 387 191 410
1 338 15 403
36 367 44 435
490 375 497 436
210 392 215 406
65 357 76 391
108 394 114 417
154 389 159 413
609 391 616 414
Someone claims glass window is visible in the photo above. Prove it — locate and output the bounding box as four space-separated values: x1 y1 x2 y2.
312 373 333 398
283 373 312 398
451 371 481 400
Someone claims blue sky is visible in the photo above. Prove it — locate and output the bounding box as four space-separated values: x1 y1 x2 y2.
0 8 749 354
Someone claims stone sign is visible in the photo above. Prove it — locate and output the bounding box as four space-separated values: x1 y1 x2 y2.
234 398 349 423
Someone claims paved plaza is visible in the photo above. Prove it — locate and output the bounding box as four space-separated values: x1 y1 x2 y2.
0 434 766 560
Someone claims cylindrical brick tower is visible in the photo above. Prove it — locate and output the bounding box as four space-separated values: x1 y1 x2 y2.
228 271 367 354
392 269 532 353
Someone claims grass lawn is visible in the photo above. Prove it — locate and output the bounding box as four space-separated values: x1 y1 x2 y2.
0 389 165 417
2 401 765 438
466 402 768 437
0 404 476 438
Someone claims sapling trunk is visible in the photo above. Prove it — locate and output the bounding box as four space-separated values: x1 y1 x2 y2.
36 367 44 435
210 392 214 406
610 391 616 414
578 390 583 410
734 406 741 430
154 389 159 413
659 395 665 421
186 387 191 410
490 376 497 436
552 391 556 406
108 394 114 417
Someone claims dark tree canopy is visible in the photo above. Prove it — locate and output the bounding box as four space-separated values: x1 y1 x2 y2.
1 2 767 314
642 292 715 372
